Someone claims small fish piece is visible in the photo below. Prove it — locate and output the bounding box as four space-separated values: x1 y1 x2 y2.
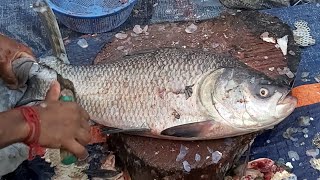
24 48 297 141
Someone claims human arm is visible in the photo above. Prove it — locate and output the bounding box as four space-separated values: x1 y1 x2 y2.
0 81 91 159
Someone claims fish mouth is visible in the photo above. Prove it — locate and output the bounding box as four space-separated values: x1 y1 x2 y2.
275 94 297 118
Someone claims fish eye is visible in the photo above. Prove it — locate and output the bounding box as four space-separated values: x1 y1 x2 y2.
259 88 269 97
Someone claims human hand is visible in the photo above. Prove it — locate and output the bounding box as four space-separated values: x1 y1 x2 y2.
30 80 91 159
0 34 35 89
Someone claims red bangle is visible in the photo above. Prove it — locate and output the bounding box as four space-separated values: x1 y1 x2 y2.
18 106 42 160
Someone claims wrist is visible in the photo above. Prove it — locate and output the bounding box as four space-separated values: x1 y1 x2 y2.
10 109 30 142
0 109 30 148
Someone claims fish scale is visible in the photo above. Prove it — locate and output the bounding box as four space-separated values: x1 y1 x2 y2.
45 48 240 131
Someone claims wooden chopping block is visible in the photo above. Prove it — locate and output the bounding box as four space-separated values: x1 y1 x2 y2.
108 133 256 180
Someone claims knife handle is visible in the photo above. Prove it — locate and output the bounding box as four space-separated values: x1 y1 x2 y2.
59 94 77 165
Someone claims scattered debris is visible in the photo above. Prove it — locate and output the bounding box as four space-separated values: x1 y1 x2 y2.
293 20 316 47
302 78 311 82
283 127 299 141
133 25 144 34
260 32 276 43
302 128 309 134
185 23 198 34
77 38 88 48
306 149 319 158
101 154 117 171
116 46 125 51
285 162 293 169
142 25 148 33
272 171 297 180
301 72 310 78
276 35 288 56
310 158 320 171
314 73 320 82
211 151 222 164
288 151 300 161
298 116 311 126
195 153 201 162
277 67 295 78
182 160 191 172
269 67 275 71
229 158 297 180
288 50 296 56
313 133 320 148
211 42 220 48
153 3 158 7
176 145 189 161
207 147 222 164
115 33 128 40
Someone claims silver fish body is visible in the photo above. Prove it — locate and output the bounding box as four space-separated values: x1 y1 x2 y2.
33 48 296 140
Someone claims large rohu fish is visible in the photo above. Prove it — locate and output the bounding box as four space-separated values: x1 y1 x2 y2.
19 48 297 140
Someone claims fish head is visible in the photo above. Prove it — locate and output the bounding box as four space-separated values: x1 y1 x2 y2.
210 67 297 130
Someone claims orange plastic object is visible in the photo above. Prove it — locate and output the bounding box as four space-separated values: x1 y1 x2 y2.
89 125 108 144
292 83 320 107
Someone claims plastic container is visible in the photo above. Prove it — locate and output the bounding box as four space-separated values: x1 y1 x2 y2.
46 0 138 33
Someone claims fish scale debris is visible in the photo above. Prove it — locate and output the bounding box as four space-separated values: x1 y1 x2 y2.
293 20 316 47
306 149 319 158
260 32 276 43
207 147 222 163
115 33 128 39
176 145 189 161
310 158 320 171
77 38 88 48
313 133 320 148
182 160 191 172
195 153 201 162
301 72 310 78
211 151 222 164
299 116 311 126
185 23 198 34
288 151 299 161
314 74 320 83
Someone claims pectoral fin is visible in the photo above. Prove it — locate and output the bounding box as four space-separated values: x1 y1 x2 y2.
160 120 214 138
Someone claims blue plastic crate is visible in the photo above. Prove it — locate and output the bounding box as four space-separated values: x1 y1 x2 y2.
46 0 138 34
